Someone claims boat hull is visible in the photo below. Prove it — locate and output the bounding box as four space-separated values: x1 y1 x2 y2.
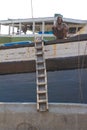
0 34 87 74
0 68 87 103
0 55 87 74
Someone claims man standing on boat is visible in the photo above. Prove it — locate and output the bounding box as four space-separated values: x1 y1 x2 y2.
52 15 69 39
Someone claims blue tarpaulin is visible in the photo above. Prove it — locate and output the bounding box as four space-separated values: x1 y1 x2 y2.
2 41 32 47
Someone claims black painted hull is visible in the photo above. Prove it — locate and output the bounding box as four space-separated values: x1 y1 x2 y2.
0 55 87 75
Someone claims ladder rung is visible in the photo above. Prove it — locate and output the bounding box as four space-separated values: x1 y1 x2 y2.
37 66 45 69
35 46 42 49
36 51 43 54
37 82 46 85
37 90 46 94
36 60 44 63
37 74 45 78
36 53 43 56
38 99 48 103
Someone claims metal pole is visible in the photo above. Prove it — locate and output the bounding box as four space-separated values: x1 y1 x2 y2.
31 0 33 18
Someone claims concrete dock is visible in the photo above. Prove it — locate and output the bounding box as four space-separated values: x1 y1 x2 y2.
0 103 87 130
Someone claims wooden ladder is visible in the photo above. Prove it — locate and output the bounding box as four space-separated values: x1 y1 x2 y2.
35 38 48 112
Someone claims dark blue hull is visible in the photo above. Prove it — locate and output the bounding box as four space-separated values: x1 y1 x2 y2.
0 68 87 103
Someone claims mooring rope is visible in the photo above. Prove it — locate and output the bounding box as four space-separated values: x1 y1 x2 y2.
77 40 83 103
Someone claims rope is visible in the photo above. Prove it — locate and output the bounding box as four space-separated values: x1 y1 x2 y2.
77 39 83 103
